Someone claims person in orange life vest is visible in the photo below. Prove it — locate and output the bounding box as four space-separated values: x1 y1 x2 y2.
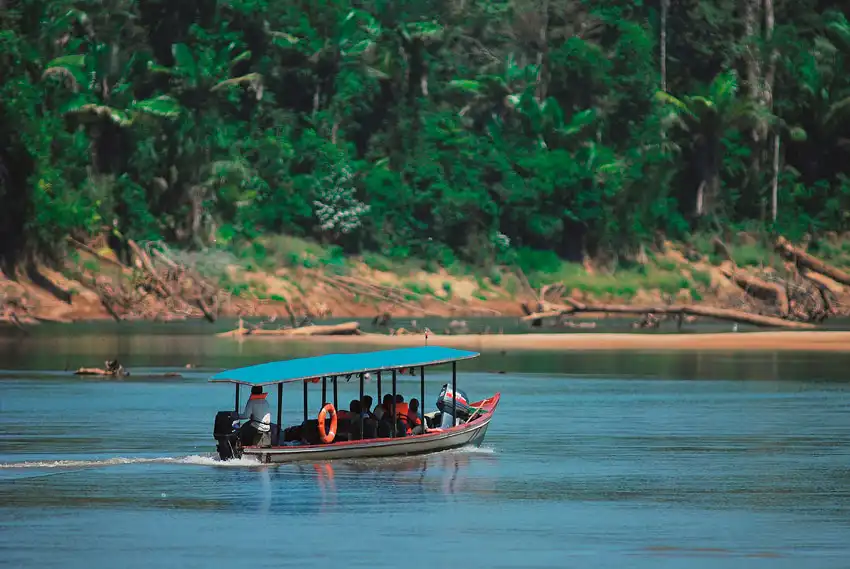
394 394 411 435
407 398 424 434
239 386 271 447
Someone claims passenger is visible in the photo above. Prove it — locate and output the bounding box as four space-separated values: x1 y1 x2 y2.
239 386 272 447
407 398 424 435
394 394 410 436
374 393 393 421
361 395 376 420
338 399 358 420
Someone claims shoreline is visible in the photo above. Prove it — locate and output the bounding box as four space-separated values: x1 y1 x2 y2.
224 331 850 353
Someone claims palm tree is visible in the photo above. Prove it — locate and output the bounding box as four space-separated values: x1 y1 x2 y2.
656 69 766 217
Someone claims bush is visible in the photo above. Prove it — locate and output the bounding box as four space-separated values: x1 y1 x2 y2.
515 247 563 275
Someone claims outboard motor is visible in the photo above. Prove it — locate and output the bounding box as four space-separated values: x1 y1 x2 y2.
213 411 242 461
436 384 471 427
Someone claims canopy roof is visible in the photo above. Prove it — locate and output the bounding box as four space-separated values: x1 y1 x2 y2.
208 346 479 386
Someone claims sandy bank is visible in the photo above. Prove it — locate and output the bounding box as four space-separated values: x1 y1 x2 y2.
227 331 850 352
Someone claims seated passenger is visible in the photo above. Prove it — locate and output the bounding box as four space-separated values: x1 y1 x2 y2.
374 394 393 421
361 395 376 420
407 398 424 435
238 386 272 447
338 399 359 420
394 395 410 436
359 395 377 438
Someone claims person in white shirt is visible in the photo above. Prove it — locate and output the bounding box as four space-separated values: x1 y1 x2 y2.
239 386 272 447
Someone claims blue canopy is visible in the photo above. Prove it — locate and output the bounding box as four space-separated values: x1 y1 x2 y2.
208 346 479 386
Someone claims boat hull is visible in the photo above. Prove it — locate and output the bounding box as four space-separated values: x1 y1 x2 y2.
242 393 499 464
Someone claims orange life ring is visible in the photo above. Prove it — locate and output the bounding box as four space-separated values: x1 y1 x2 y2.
317 403 337 444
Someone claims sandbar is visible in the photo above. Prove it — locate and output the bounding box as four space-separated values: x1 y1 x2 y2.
232 331 850 352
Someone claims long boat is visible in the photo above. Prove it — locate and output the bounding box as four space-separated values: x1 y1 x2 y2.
209 346 500 464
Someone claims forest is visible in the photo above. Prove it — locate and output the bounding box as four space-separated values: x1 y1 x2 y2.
1 0 849 271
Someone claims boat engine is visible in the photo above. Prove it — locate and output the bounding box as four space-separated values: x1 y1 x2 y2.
436 384 471 417
213 411 242 461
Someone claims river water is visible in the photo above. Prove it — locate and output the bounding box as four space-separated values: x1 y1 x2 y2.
1 324 849 568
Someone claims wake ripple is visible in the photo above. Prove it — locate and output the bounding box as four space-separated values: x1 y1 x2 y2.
0 454 262 469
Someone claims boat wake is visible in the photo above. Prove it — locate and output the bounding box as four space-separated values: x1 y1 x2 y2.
0 454 262 470
455 445 496 455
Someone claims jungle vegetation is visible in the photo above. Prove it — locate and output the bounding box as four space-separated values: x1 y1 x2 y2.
1 0 849 271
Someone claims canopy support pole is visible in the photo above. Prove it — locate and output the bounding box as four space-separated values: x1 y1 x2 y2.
359 373 365 440
452 361 457 427
303 380 308 423
276 383 283 445
420 366 425 431
322 376 327 405
377 371 382 405
391 370 397 438
333 376 338 410
234 384 240 413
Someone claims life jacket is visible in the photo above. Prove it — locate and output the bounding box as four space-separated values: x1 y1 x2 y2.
248 393 267 401
407 409 422 427
394 402 409 421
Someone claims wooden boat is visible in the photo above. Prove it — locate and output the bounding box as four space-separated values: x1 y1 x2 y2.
209 346 500 464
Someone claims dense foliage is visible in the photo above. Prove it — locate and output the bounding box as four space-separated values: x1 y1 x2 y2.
1 0 849 267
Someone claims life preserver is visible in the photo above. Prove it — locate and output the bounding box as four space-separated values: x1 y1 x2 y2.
317 403 337 444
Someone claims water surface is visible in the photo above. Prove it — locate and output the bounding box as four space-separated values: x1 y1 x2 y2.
1 325 849 568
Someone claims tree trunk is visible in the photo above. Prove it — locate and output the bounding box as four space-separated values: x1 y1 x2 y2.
535 0 550 101
776 237 850 286
743 0 761 111
720 266 789 316
696 181 706 216
764 0 779 223
660 0 669 92
771 134 780 222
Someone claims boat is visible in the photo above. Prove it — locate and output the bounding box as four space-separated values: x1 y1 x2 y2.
209 346 500 464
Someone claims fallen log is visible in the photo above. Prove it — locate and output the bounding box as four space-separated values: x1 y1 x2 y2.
557 301 814 329
801 269 844 296
776 236 850 286
720 267 789 316
74 367 115 376
66 237 131 272
520 301 578 322
127 239 170 298
218 321 361 337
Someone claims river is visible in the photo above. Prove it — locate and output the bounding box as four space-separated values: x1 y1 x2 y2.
1 323 849 568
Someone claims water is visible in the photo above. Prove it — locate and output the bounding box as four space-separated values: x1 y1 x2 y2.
1 324 850 568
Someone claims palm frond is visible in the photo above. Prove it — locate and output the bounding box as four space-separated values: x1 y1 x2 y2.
824 95 850 126
171 43 197 79
210 73 262 92
130 95 181 119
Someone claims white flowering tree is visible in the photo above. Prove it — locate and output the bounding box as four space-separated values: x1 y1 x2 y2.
312 158 370 240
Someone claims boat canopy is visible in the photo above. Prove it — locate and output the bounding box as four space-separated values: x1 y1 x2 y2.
208 346 480 387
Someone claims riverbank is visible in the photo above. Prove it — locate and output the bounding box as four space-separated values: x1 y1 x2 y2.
2 232 850 328
225 330 850 352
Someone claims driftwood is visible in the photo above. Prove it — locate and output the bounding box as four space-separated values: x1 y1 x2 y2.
801 269 844 296
523 299 814 329
75 360 128 377
218 321 361 337
720 267 789 316
520 301 581 322
776 236 850 286
66 237 132 272
127 240 219 322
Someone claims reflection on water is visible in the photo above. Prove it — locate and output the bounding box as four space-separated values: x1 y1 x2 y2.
1 328 850 568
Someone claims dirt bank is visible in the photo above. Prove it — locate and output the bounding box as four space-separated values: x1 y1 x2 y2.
224 331 850 353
